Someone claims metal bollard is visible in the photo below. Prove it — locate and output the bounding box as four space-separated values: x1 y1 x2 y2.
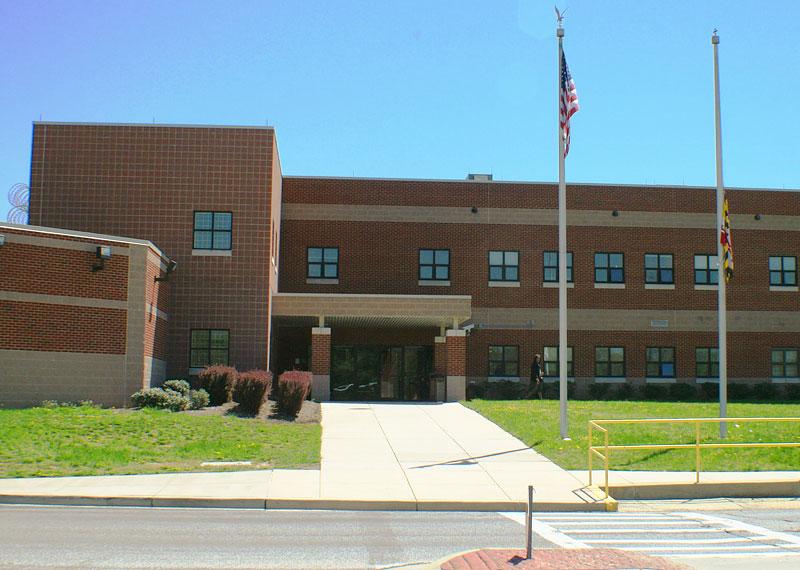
525 485 535 559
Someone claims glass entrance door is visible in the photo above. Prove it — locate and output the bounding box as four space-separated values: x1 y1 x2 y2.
331 345 433 401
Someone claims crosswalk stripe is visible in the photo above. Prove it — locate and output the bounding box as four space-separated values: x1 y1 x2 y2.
566 527 738 534
550 520 695 526
664 551 800 559
623 545 782 552
584 538 761 545
675 512 800 547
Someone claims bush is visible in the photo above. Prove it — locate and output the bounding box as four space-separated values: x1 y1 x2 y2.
487 380 525 400
700 382 719 401
588 383 610 400
466 381 486 400
612 383 635 401
641 383 668 401
728 383 753 401
752 383 777 401
41 400 96 408
199 365 238 406
233 370 273 416
669 383 697 402
276 371 312 417
188 389 210 410
785 383 800 401
131 388 190 411
162 379 190 396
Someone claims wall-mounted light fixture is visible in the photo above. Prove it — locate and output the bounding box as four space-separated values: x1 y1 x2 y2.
155 259 178 282
92 245 112 272
612 210 620 217
471 206 478 214
754 213 762 221
0 234 5 247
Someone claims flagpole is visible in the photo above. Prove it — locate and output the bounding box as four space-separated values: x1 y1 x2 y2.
557 22 569 440
712 30 728 439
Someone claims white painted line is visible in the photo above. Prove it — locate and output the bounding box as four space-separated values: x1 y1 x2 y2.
566 528 737 534
531 515 679 521
664 552 800 559
551 520 692 526
498 512 591 549
624 545 781 552
584 538 758 545
677 512 800 547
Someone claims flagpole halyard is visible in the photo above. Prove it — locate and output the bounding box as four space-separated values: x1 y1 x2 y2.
712 30 728 439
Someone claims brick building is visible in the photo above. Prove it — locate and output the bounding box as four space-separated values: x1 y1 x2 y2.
1 121 798 405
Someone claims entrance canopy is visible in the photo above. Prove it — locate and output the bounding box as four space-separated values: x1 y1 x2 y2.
271 292 472 328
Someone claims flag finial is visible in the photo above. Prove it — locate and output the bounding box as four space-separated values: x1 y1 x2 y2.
712 29 720 44
555 6 566 28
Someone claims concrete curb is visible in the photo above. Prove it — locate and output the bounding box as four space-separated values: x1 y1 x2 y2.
607 480 800 500
0 494 615 512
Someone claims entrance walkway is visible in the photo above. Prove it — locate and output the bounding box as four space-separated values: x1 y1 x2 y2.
321 402 608 510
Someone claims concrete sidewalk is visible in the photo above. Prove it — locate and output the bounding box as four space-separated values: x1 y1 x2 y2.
0 402 609 511
570 469 800 500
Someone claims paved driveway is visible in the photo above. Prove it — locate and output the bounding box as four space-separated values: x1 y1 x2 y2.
321 402 601 509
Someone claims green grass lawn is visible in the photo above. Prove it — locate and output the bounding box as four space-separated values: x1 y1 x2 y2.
0 405 320 478
464 400 800 472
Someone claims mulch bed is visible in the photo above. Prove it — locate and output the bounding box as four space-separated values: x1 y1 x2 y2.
183 399 321 424
439 548 690 570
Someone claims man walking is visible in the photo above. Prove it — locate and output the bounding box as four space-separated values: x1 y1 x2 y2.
528 353 544 399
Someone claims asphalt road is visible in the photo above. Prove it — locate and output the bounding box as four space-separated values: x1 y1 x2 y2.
0 503 798 569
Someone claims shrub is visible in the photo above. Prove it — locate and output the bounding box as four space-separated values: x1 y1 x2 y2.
131 388 190 411
487 380 525 400
233 370 273 416
728 383 753 401
466 380 486 400
700 382 719 401
41 400 96 408
669 383 697 402
188 389 210 410
641 383 668 401
612 383 635 401
588 383 610 400
276 371 312 417
162 379 190 396
752 383 777 401
199 365 238 406
785 383 800 401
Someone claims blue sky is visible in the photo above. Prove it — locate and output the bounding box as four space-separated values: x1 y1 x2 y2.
1 1 798 220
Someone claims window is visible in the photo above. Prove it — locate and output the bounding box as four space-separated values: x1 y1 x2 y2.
419 249 450 281
489 251 519 282
543 251 574 283
193 212 232 250
595 252 624 283
543 346 574 377
308 247 338 279
646 347 675 378
771 349 798 378
488 345 519 377
696 347 719 378
645 254 674 284
190 329 229 368
595 347 625 377
769 256 797 286
694 254 719 285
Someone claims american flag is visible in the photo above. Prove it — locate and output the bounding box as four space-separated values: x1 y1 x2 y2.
721 197 734 282
560 51 579 157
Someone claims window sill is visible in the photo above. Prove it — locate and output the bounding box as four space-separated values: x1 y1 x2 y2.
489 281 520 288
695 284 718 291
771 377 800 384
543 377 576 383
542 282 575 288
695 377 719 384
645 377 677 384
188 367 205 376
488 376 521 382
594 283 625 289
419 280 450 287
645 283 675 290
192 249 232 257
306 278 339 285
594 377 627 383
770 285 798 292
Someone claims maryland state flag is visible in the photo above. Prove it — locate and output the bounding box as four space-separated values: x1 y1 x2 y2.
720 197 734 282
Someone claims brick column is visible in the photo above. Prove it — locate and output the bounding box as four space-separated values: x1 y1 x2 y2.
311 327 331 401
445 329 467 401
434 336 447 375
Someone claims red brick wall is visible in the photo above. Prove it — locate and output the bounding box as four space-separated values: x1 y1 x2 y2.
29 124 276 376
446 335 466 377
0 301 126 354
434 340 447 375
143 255 169 360
311 331 331 375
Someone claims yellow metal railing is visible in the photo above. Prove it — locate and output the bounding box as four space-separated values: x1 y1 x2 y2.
587 417 800 499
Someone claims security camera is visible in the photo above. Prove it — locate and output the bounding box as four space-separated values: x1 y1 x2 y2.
463 324 475 331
